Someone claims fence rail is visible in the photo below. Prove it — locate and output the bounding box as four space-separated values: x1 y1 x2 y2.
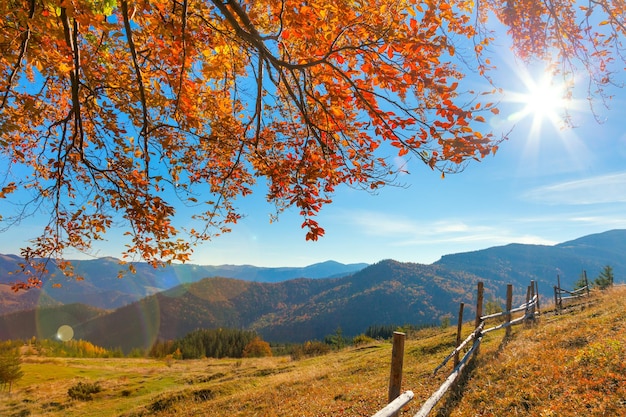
554 271 590 314
433 322 484 375
370 280 541 417
371 391 415 417
414 334 483 417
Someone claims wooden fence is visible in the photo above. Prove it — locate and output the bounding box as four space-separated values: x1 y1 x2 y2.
371 281 540 417
553 272 590 314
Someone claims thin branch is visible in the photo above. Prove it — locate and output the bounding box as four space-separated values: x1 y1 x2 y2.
1 0 36 109
121 0 150 181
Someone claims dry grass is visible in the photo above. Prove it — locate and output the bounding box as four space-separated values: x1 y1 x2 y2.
2 287 625 416
440 286 626 417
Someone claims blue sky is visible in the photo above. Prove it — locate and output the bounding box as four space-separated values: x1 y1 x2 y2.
175 47 626 267
1 28 625 268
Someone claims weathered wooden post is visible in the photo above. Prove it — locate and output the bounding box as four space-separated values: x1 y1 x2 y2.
553 285 559 315
474 282 484 356
454 303 464 367
556 274 562 313
530 280 536 318
584 270 590 297
524 284 532 324
534 280 541 317
505 284 513 338
475 282 484 329
388 331 406 416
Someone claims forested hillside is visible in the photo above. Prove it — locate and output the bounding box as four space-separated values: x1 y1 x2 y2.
1 260 495 351
0 257 367 314
1 230 624 352
2 287 624 417
435 229 626 291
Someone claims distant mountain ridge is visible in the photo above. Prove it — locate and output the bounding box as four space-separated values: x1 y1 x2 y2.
0 257 368 314
0 229 624 351
1 260 491 351
435 229 626 292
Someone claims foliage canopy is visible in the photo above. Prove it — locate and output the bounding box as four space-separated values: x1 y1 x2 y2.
1 0 624 288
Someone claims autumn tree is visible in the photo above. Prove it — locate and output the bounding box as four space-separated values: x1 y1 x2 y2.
1 0 624 288
242 336 273 358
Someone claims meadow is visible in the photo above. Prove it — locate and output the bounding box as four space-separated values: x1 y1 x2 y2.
2 287 625 417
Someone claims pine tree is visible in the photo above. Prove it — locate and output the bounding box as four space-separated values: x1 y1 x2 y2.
574 271 589 290
595 265 615 290
0 349 24 394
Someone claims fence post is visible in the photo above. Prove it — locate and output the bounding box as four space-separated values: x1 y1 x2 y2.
556 274 562 313
553 285 559 315
528 280 539 320
474 282 484 356
584 270 590 297
524 285 532 324
505 284 513 338
388 331 405 416
534 280 541 317
454 303 464 367
475 282 484 329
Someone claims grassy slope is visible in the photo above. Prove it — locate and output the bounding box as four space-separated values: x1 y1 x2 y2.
445 286 626 417
2 287 625 417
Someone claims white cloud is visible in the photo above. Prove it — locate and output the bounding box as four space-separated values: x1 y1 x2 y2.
347 210 532 246
524 172 626 205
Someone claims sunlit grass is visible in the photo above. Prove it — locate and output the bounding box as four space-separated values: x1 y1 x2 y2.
2 288 625 416
447 286 626 417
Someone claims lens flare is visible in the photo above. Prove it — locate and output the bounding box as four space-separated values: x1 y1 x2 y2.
56 324 74 342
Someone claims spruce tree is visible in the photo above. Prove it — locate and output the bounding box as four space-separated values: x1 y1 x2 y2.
0 349 24 394
595 265 615 290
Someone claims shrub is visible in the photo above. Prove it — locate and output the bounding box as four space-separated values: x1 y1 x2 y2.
67 381 102 401
352 334 375 347
242 337 272 358
291 341 331 360
164 354 175 367
484 299 503 316
324 327 346 350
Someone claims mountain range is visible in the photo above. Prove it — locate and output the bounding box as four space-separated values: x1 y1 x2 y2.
0 256 368 313
0 229 624 352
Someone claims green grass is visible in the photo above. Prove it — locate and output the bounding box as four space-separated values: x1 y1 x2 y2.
1 287 624 416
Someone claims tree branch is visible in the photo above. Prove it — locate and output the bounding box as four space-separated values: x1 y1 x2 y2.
0 0 35 110
121 0 150 181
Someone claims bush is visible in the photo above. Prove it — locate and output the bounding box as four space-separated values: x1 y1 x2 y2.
291 341 330 360
67 381 102 401
352 334 375 346
242 337 272 358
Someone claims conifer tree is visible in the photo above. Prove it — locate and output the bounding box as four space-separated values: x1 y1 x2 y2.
0 348 24 394
595 265 614 290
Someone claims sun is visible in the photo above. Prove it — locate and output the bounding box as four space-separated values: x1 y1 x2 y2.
506 70 571 138
499 63 589 172
520 77 567 121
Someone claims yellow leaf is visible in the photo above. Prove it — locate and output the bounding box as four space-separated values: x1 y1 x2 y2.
59 63 72 74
